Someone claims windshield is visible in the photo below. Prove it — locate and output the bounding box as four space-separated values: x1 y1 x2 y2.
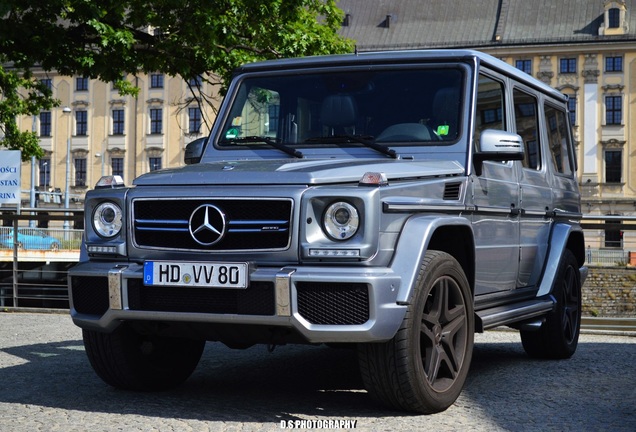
217 66 464 153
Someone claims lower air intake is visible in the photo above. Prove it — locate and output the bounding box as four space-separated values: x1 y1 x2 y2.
296 282 369 325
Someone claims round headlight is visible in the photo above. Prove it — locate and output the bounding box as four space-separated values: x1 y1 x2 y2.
93 202 123 238
323 202 359 240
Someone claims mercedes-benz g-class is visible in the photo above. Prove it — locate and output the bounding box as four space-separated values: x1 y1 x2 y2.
69 49 586 414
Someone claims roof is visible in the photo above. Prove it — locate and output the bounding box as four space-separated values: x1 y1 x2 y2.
336 0 636 50
235 48 566 100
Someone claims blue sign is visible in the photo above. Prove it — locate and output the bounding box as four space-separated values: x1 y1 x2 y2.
0 150 21 205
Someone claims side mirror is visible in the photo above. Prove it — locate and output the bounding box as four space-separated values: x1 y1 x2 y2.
184 137 207 165
473 129 524 176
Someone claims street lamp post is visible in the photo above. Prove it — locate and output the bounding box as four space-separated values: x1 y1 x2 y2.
29 115 37 228
29 156 37 228
43 162 48 192
62 106 71 231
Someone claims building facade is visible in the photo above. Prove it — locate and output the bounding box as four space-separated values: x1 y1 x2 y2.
15 72 218 210
336 0 636 251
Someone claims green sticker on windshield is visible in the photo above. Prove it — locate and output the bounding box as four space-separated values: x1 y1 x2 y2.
437 124 449 136
226 128 239 139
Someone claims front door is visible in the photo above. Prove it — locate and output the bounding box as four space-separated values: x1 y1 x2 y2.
471 72 520 295
472 161 520 295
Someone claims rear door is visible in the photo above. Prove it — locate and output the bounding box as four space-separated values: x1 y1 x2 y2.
513 87 553 288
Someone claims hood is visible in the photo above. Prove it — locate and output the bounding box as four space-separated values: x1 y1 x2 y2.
132 158 465 186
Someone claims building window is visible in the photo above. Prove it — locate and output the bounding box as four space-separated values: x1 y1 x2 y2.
112 109 125 135
150 74 164 89
608 8 620 28
39 159 50 187
481 108 503 125
39 111 51 137
559 58 577 74
75 110 88 136
605 56 623 72
149 157 162 171
604 219 622 248
112 157 124 179
40 79 52 91
482 108 502 124
268 104 280 133
150 108 162 134
605 95 622 125
188 76 202 88
567 97 577 126
111 75 126 91
188 107 201 134
76 77 89 91
515 59 532 75
605 150 622 183
74 157 87 187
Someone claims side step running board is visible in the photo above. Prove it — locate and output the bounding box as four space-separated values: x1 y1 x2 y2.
475 297 555 332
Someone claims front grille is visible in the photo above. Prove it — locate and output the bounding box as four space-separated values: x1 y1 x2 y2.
127 279 275 315
132 198 293 251
296 282 369 325
71 276 110 315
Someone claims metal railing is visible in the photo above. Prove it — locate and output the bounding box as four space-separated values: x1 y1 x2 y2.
1 211 635 316
584 249 628 266
0 209 82 308
0 226 82 251
581 214 636 266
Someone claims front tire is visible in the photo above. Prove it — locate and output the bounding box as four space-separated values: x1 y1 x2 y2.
358 251 474 414
521 248 581 359
83 324 205 391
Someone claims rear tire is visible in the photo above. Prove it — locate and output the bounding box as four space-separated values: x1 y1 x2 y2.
83 324 205 391
358 251 474 414
521 249 581 359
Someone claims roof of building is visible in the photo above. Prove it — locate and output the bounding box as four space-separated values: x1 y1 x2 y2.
336 0 636 50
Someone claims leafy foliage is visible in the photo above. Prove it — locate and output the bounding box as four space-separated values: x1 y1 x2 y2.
0 0 353 158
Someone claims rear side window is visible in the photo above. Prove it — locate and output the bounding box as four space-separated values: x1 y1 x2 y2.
544 104 574 176
513 89 540 170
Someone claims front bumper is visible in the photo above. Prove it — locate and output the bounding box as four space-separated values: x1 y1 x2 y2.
68 261 407 344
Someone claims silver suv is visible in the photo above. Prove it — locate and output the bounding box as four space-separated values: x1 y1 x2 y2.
69 49 586 414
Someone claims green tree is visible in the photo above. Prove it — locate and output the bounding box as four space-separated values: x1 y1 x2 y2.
0 0 353 159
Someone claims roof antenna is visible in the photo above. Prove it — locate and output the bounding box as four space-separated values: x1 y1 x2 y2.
355 45 358 55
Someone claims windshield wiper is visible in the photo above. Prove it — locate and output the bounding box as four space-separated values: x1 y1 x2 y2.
305 134 398 159
222 136 304 158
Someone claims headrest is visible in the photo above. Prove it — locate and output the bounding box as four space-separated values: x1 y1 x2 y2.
433 87 460 123
320 95 357 127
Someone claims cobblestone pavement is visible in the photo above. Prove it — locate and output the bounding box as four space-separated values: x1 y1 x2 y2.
0 311 635 432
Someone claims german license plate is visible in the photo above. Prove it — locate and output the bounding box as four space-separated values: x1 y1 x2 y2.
143 261 248 288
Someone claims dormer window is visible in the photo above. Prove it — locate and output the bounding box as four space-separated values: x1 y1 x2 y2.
608 8 620 27
600 1 628 35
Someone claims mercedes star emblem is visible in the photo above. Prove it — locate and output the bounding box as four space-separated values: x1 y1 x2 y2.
189 204 226 246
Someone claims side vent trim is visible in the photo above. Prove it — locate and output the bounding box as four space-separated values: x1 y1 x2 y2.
443 182 462 200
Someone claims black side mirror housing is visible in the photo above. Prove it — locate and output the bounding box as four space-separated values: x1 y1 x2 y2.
184 137 207 165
